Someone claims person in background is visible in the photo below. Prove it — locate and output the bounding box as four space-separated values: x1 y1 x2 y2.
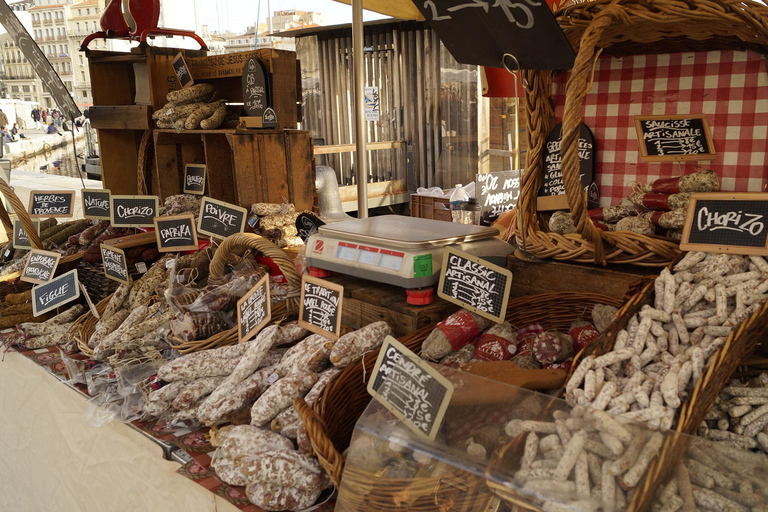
0 109 8 131
10 123 21 141
15 115 25 130
31 108 41 130
46 122 59 135
41 108 47 125
52 109 61 127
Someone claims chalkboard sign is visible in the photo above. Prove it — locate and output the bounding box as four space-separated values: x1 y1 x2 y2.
100 244 129 284
20 249 60 285
296 213 325 244
32 268 80 317
437 247 513 323
681 193 768 256
154 214 199 252
82 189 112 220
368 335 454 440
28 190 75 218
413 0 575 71
635 115 715 162
476 170 521 225
540 122 595 198
298 275 344 340
242 57 269 117
198 197 248 239
237 274 271 343
172 52 194 89
12 218 39 250
262 107 278 128
183 164 206 195
111 195 159 228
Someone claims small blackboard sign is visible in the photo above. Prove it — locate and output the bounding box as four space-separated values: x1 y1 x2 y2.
28 190 75 218
296 213 325 244
154 214 199 252
111 195 159 228
32 268 80 317
262 107 278 128
198 197 247 239
476 170 521 225
172 52 194 89
237 274 271 343
183 164 206 195
12 217 39 250
681 193 768 256
20 249 61 285
540 122 595 198
635 115 715 162
298 275 344 340
242 57 269 117
82 189 112 220
438 247 513 323
100 244 129 284
368 335 454 440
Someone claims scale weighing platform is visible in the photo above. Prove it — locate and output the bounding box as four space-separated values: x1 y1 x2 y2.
305 216 514 304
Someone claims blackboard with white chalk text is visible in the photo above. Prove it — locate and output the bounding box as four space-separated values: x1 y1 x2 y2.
298 275 343 340
237 274 271 343
635 115 715 162
82 189 111 220
32 268 80 317
29 191 74 218
197 197 247 239
154 214 199 252
111 195 159 228
20 249 60 285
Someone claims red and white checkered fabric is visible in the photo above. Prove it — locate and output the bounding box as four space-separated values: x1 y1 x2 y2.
552 50 768 207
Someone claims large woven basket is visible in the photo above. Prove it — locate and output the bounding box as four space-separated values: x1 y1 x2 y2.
508 0 768 266
296 292 625 508
75 294 112 358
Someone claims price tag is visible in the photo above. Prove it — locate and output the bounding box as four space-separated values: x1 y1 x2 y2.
166 259 176 269
12 217 40 250
237 274 271 343
681 192 768 256
32 268 80 317
368 335 454 440
437 247 512 324
183 164 206 195
298 275 344 341
111 195 160 228
28 190 75 218
82 189 112 220
267 372 280 384
20 249 61 285
154 214 199 252
635 114 716 162
197 197 247 239
136 262 148 274
101 244 130 284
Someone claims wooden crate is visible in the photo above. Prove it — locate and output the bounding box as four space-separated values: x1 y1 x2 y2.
410 193 451 222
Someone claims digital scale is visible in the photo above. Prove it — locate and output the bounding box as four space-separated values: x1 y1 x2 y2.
305 216 514 303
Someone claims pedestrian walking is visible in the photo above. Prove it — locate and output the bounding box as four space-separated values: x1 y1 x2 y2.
31 108 41 130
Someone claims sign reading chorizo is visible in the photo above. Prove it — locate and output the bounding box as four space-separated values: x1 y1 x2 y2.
32 268 80 317
368 335 454 440
154 214 199 252
681 192 768 256
111 195 159 228
298 275 343 341
197 197 247 239
28 190 74 218
12 217 39 250
635 115 715 162
21 249 60 285
237 274 271 343
100 244 129 284
438 247 512 323
82 189 112 220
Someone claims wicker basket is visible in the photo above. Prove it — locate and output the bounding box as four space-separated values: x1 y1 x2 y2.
508 0 768 266
296 292 625 505
76 294 113 358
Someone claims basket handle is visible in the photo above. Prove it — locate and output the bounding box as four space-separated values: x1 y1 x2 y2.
209 233 301 286
294 397 345 488
0 176 43 249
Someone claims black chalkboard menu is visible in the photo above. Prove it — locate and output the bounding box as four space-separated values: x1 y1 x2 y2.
197 197 247 239
298 275 344 340
172 52 194 89
12 218 39 250
82 189 112 220
368 335 454 440
242 57 269 117
681 193 768 256
111 195 159 228
28 190 75 218
296 213 325 244
237 274 271 343
635 115 716 162
183 164 206 195
100 244 129 284
540 122 595 198
437 247 513 323
476 170 521 225
20 249 60 285
154 214 199 252
32 268 80 317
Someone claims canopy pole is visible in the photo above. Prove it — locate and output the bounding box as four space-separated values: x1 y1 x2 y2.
352 0 368 218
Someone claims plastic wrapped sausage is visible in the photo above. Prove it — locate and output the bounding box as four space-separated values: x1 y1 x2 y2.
422 309 492 360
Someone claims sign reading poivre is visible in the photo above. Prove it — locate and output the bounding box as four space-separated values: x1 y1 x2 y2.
32 268 80 317
197 197 247 239
82 189 112 219
20 249 60 285
298 275 343 340
154 214 199 252
12 218 39 250
100 244 129 284
681 192 768 256
183 164 206 195
28 190 74 217
111 195 159 228
237 274 271 343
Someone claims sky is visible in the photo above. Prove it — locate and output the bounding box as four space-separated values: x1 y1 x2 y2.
192 0 388 34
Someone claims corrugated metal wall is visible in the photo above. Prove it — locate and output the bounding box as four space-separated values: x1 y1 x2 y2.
296 21 479 191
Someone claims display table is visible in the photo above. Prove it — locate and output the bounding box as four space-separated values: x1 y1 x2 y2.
0 350 242 512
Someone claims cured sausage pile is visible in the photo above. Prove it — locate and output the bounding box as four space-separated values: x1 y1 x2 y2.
152 84 230 131
250 203 305 249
